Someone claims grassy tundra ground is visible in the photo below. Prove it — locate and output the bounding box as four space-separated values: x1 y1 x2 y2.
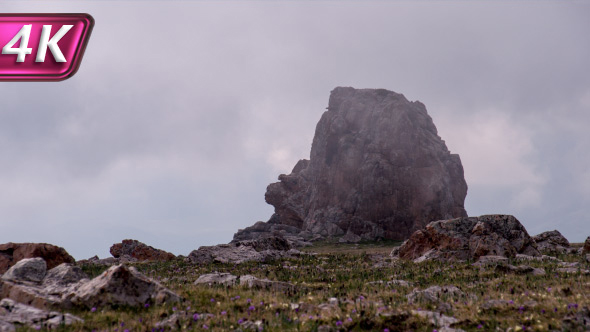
21 242 590 331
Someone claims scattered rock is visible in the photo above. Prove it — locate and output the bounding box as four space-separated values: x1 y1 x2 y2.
186 236 297 265
514 254 560 262
395 215 540 262
412 310 459 329
71 264 180 308
1 258 47 284
471 255 508 267
479 299 513 312
406 285 471 309
0 298 82 330
194 272 237 286
0 243 74 275
495 264 546 276
239 275 294 292
532 230 570 255
110 239 175 262
234 87 467 243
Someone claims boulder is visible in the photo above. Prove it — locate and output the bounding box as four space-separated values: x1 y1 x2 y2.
394 215 540 262
234 87 467 243
194 272 237 286
186 236 296 265
1 260 179 310
0 298 82 330
1 258 47 284
0 243 74 274
532 230 570 255
411 310 459 329
110 239 175 262
584 236 590 254
239 275 295 292
70 264 180 308
406 285 468 305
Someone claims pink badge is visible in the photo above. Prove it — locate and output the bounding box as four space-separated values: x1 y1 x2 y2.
0 13 94 81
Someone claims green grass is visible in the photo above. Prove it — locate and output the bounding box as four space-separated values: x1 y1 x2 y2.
14 243 590 331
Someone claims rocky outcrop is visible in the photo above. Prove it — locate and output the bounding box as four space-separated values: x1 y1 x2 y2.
0 258 179 310
186 236 299 265
532 230 570 255
394 215 539 262
584 236 590 254
110 239 175 262
234 87 467 242
0 243 74 274
0 298 82 331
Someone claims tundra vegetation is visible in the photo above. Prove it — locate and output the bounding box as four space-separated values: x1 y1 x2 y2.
13 241 590 331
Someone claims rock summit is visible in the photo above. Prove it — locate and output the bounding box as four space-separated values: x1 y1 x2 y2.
234 87 467 243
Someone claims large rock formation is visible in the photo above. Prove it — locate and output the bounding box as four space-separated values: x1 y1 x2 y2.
234 87 467 242
393 214 540 262
0 243 74 275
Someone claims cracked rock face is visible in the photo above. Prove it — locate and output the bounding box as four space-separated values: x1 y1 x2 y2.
235 87 467 242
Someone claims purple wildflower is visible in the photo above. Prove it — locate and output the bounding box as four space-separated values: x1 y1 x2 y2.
90 307 97 313
144 303 150 308
249 305 255 311
347 317 353 322
193 313 199 321
238 318 244 324
336 320 343 326
210 298 215 303
203 324 209 329
221 311 227 315
477 324 483 329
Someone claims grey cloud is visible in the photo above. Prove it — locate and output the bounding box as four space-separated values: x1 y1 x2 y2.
0 1 589 258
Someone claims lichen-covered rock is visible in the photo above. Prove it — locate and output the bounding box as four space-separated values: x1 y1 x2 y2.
70 265 180 308
1 258 46 284
532 230 570 255
194 273 237 286
234 87 467 242
110 239 175 262
0 243 74 275
394 215 539 262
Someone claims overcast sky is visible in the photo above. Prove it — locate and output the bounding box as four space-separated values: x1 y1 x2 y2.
1 1 589 259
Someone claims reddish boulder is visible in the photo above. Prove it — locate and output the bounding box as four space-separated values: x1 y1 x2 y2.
110 239 175 262
0 243 74 274
394 215 539 262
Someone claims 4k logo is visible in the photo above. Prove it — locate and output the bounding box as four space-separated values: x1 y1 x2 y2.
0 14 94 81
